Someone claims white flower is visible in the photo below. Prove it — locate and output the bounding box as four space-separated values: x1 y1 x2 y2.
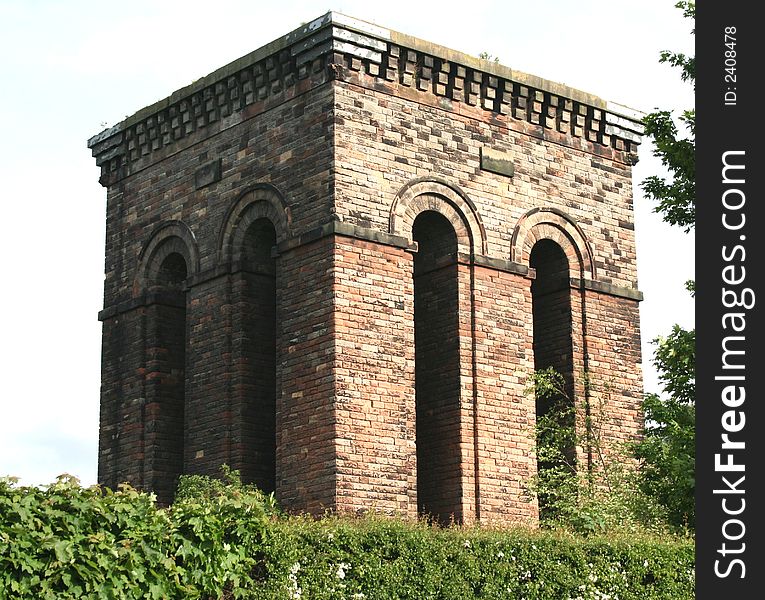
337 562 351 579
497 551 505 559
643 559 649 568
327 533 334 541
463 540 471 548
288 562 302 598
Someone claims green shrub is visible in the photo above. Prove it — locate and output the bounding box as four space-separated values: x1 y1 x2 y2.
0 475 181 599
634 326 696 530
0 472 273 599
250 517 693 600
0 475 693 599
174 464 278 513
526 368 675 536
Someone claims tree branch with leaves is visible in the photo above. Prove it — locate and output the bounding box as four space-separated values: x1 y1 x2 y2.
634 1 696 532
641 1 696 232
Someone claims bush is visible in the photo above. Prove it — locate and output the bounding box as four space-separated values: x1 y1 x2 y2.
0 475 181 598
0 472 273 599
526 368 673 536
174 464 278 511
634 326 696 530
1 475 693 599
235 516 693 599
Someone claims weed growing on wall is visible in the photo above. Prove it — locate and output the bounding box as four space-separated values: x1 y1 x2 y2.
526 368 673 535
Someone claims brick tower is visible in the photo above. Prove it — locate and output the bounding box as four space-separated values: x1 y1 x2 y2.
88 13 645 524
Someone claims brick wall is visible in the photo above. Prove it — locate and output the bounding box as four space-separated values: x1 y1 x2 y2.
471 266 537 523
331 51 643 522
275 235 337 513
90 13 644 522
96 78 336 506
333 236 416 517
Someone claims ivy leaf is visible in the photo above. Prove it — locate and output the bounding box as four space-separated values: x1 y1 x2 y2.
54 539 74 563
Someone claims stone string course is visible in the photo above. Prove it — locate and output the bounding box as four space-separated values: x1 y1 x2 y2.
89 12 645 524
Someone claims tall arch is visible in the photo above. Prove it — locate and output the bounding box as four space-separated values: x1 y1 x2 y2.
220 186 285 494
521 217 583 518
412 210 462 524
390 178 486 523
136 222 198 504
530 239 576 488
234 217 277 493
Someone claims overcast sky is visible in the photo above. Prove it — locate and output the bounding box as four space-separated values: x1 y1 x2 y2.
0 0 694 487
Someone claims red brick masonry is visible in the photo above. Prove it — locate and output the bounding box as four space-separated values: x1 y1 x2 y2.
89 12 645 524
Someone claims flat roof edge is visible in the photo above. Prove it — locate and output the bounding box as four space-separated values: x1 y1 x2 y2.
88 12 337 146
88 11 646 147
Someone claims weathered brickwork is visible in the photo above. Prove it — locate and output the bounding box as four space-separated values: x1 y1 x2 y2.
333 237 416 516
276 236 336 513
89 12 645 523
470 266 536 523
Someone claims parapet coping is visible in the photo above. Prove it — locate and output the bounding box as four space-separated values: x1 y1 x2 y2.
88 11 643 148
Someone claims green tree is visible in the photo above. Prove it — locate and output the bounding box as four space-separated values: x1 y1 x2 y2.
635 1 696 531
635 327 695 529
640 1 695 232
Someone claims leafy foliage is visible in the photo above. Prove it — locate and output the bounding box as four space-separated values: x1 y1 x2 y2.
526 369 671 537
0 471 273 599
649 325 695 406
261 517 693 600
0 475 179 599
527 368 577 524
0 475 693 599
635 0 696 533
634 327 695 530
640 1 695 231
174 464 279 513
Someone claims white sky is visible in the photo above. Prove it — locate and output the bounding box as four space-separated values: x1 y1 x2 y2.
0 0 694 487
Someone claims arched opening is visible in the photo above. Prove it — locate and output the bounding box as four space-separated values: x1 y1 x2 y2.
412 210 461 524
147 251 188 504
235 217 277 493
157 253 187 287
530 239 575 517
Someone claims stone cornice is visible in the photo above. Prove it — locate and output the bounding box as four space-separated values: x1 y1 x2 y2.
88 12 645 187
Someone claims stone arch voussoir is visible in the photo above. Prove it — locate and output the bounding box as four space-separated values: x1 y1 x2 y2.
390 177 487 255
135 220 200 295
511 208 595 280
219 184 290 263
